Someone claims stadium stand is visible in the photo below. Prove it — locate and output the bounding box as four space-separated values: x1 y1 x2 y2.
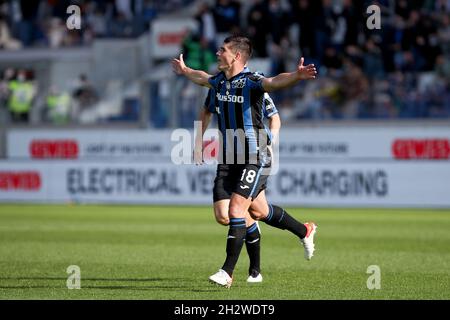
0 0 448 128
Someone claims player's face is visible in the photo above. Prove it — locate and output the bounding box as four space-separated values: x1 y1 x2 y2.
216 43 238 71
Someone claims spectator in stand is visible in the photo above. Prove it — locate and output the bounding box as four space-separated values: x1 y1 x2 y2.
115 0 133 21
0 69 15 124
266 0 291 74
341 0 361 47
142 0 159 29
416 14 442 71
395 0 411 20
437 11 450 55
363 37 384 80
314 0 334 62
86 5 108 39
47 17 66 48
340 59 369 118
292 0 318 60
322 46 343 73
45 85 72 125
266 0 291 47
0 13 22 50
195 1 217 52
213 0 241 34
16 0 41 47
435 54 450 81
7 69 36 123
246 0 269 58
72 74 98 122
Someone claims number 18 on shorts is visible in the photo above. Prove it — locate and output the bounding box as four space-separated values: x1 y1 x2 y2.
235 164 269 200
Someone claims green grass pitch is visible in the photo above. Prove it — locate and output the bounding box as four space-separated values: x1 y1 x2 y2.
0 204 449 299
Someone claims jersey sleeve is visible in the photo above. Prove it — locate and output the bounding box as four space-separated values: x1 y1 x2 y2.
208 73 221 90
203 89 216 113
263 93 278 118
246 72 265 93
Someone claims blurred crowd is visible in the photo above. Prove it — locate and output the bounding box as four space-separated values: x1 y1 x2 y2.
0 0 194 48
185 0 450 120
1 0 449 123
0 68 99 124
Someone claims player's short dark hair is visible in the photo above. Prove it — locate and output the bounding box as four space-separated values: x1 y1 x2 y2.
223 36 253 61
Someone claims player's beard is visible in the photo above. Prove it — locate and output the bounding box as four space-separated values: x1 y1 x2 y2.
217 59 234 72
217 61 228 72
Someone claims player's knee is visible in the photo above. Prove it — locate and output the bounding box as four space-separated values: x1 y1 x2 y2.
248 207 265 220
215 215 229 226
214 209 229 226
228 203 244 219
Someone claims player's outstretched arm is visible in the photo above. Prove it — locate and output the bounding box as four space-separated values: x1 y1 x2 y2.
172 54 213 88
262 57 317 92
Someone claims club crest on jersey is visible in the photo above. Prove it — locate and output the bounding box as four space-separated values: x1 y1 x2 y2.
226 81 231 90
231 78 246 89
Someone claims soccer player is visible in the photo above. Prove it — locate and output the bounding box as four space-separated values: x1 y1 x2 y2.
195 86 281 283
172 36 318 288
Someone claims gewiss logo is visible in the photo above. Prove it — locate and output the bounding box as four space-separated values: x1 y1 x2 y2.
30 140 79 159
0 171 41 191
392 139 450 159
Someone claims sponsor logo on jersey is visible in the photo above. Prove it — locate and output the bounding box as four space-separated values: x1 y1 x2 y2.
216 93 244 103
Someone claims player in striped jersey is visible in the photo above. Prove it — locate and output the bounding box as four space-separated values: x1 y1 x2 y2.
195 85 280 283
173 36 318 288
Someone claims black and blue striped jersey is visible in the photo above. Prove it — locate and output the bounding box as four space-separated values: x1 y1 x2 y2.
204 67 278 166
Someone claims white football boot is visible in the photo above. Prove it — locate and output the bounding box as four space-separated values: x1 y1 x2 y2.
209 269 233 288
300 222 317 260
246 272 263 283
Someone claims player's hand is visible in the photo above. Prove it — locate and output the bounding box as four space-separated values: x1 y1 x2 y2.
172 54 187 75
297 57 317 80
193 145 204 165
